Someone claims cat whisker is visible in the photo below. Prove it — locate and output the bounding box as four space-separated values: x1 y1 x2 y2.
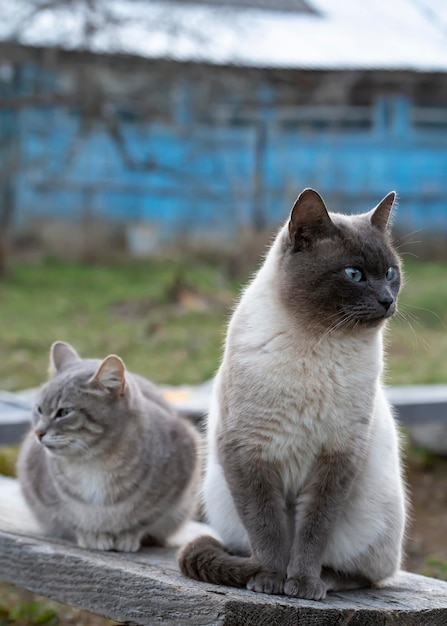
400 303 446 329
394 240 422 251
323 309 357 325
399 251 419 258
393 228 423 249
392 310 431 352
70 438 90 454
314 312 357 347
394 307 420 323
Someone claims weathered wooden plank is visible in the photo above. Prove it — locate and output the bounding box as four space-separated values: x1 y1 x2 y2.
2 529 447 625
1 477 447 625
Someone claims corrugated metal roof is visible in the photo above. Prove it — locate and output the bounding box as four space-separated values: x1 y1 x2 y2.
0 0 447 71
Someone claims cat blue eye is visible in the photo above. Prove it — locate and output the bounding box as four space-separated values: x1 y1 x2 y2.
344 267 363 282
55 407 73 419
386 267 395 281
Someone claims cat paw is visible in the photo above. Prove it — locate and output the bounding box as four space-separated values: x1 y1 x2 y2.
284 575 327 601
247 570 285 595
76 532 142 552
76 532 115 551
113 534 142 552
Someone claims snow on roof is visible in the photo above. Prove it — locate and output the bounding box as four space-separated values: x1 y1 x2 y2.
0 0 447 71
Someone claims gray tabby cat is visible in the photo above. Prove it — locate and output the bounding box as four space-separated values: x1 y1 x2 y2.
18 341 200 551
179 189 406 600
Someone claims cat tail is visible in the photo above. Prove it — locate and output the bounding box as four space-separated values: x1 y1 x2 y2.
178 535 260 587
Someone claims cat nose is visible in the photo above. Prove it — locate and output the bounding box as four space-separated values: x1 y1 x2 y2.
379 297 393 311
377 287 394 310
34 428 46 441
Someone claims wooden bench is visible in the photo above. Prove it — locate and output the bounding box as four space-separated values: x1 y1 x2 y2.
1 475 447 625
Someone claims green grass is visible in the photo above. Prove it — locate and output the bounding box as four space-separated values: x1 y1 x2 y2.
0 583 117 626
0 446 18 477
0 256 445 391
387 259 447 384
0 257 239 391
423 557 447 581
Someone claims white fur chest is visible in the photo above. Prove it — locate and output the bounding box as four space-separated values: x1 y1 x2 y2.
54 460 111 506
73 463 110 505
219 275 383 493
51 459 137 533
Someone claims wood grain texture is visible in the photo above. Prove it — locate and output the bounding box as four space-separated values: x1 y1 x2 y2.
1 477 447 625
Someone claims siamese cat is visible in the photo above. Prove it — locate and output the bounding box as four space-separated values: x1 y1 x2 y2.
179 189 406 600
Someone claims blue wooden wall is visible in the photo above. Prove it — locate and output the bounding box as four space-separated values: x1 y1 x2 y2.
4 67 447 240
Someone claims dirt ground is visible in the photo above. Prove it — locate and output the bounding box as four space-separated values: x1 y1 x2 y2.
405 454 447 577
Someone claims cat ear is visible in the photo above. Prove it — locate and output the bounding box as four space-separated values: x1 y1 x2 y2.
288 188 335 251
49 341 81 375
370 191 396 232
90 355 126 395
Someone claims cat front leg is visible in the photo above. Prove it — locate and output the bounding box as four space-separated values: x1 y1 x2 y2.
220 441 290 595
285 451 359 601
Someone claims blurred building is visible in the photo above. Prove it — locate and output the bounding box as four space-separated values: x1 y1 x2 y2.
0 0 447 243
